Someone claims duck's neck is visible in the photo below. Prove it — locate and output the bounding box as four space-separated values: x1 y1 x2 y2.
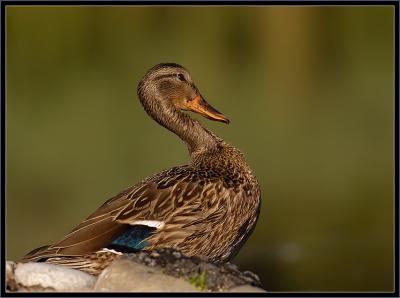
140 93 221 156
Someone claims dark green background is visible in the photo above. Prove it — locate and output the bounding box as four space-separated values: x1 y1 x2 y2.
6 6 394 292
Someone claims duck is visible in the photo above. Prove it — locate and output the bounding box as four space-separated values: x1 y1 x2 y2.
22 63 261 275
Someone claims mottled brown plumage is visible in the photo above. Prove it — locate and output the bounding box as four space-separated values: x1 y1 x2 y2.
22 63 261 275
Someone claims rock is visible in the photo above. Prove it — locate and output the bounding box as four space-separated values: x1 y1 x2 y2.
229 285 266 292
13 262 96 291
94 258 198 292
121 248 264 291
6 249 264 292
6 261 18 291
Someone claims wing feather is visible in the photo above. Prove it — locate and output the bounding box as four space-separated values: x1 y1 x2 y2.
22 166 213 261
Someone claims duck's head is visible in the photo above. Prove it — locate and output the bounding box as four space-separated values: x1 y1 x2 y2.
138 63 229 124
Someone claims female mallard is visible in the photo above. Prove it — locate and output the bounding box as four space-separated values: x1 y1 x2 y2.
22 63 261 275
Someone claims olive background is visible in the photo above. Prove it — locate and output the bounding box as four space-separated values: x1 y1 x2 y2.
6 6 394 291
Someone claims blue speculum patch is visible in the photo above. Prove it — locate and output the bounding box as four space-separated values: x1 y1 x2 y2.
110 225 156 250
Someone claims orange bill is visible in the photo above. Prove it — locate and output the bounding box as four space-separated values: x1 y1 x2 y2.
185 95 230 124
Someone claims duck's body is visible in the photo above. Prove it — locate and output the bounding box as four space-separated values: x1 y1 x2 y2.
22 63 261 275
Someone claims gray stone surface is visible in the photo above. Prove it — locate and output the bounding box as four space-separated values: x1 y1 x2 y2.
228 285 266 292
120 248 263 291
6 261 18 291
94 258 199 292
6 249 265 292
13 262 96 291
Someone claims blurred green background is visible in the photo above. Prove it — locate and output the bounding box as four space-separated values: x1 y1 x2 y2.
6 6 394 292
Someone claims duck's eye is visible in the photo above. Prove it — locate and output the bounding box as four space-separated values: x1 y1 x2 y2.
177 73 185 81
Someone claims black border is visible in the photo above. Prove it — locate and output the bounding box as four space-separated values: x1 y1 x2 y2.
0 1 399 5
1 1 398 297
